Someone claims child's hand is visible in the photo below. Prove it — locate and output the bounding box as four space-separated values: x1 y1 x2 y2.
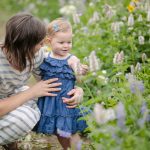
80 64 89 75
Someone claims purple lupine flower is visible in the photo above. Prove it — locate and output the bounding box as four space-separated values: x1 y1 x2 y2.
130 80 144 93
127 74 144 94
128 13 134 26
140 102 147 115
116 102 126 128
113 51 124 64
76 140 83 150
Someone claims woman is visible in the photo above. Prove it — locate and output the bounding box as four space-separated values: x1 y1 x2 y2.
0 13 84 150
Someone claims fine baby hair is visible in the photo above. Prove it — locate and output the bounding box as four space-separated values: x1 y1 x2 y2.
47 18 72 36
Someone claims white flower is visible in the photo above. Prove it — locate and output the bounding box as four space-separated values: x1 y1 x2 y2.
138 14 143 22
102 70 107 74
147 10 150 22
89 2 94 7
88 11 100 24
59 5 77 16
111 22 123 33
128 14 134 26
89 51 101 72
103 4 114 19
141 53 147 62
138 35 145 45
94 104 116 124
93 11 100 22
135 62 142 72
130 65 135 74
113 51 124 64
73 13 80 24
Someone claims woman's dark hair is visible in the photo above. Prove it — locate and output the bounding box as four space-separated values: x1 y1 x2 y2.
2 13 46 71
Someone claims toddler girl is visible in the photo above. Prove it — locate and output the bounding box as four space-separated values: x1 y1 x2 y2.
36 18 88 149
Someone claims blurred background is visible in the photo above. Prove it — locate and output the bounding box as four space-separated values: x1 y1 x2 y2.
0 0 88 40
1 0 150 150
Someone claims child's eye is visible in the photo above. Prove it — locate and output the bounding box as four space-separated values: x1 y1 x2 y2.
59 42 63 44
68 42 72 44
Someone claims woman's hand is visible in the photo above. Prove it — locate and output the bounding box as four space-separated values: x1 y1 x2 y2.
30 78 61 98
62 87 83 108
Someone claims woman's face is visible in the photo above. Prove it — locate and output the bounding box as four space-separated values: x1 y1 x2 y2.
34 39 45 53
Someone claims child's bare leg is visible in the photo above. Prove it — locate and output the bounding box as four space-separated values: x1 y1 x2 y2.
56 134 71 150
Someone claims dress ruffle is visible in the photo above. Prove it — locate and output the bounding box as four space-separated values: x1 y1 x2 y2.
40 57 75 80
36 113 87 135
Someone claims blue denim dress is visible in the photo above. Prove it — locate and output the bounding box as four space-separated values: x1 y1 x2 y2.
36 54 87 137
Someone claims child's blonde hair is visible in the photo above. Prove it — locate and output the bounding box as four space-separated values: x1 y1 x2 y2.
47 18 72 36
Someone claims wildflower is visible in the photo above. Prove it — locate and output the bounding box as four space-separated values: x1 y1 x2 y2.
76 140 82 150
140 102 147 115
94 104 116 124
59 5 76 16
127 74 144 93
73 13 80 24
147 10 150 21
137 14 143 22
98 75 108 84
141 53 147 62
88 11 100 24
121 16 127 21
144 2 150 11
127 4 135 12
89 51 101 72
116 102 126 128
113 51 124 64
103 4 114 18
138 35 144 45
130 65 135 74
111 22 120 33
93 11 100 22
135 62 142 71
138 102 148 128
128 13 134 26
102 70 107 74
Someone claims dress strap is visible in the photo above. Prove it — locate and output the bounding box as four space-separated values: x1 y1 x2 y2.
66 54 73 60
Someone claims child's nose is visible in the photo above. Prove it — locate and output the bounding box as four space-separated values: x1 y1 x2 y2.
63 43 69 48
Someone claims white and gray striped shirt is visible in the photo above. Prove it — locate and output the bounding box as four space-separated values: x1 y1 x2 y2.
0 47 45 145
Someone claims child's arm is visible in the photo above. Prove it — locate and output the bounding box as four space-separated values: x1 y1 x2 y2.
68 56 88 82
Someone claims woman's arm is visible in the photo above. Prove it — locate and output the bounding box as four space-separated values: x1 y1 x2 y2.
0 78 61 117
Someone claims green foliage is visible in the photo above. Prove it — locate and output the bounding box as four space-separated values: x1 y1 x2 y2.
0 0 60 20
71 0 150 149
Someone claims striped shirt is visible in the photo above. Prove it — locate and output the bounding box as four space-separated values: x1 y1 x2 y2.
0 47 45 145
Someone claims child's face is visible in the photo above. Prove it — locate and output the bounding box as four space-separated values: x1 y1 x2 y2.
49 30 72 57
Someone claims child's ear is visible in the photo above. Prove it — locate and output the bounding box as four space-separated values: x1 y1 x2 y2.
45 36 52 45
